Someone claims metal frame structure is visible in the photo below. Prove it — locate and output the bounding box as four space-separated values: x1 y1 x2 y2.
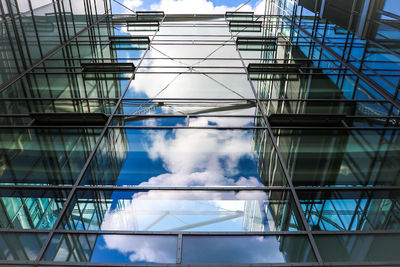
0 0 400 266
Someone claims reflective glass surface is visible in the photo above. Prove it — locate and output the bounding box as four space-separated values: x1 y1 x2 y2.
81 129 287 187
0 233 47 261
1 0 400 265
275 129 400 187
0 189 67 229
62 190 301 232
315 234 400 262
299 190 400 231
0 128 101 185
44 234 177 263
182 235 316 263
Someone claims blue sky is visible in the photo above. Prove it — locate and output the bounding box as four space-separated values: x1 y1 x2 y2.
111 0 265 14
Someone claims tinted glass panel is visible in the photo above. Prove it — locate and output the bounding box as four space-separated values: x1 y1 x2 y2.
0 233 47 261
0 128 101 185
315 234 400 262
275 129 400 186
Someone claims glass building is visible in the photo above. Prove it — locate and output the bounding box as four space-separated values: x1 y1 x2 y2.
0 0 399 265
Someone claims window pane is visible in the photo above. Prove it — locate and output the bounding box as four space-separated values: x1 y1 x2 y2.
315 234 400 262
299 190 400 231
182 235 316 263
0 189 67 229
81 129 287 187
44 234 177 263
275 129 400 186
0 233 47 261
0 128 101 185
61 190 302 232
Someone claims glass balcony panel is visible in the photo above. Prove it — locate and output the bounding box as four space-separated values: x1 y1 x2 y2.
80 128 287 187
43 234 177 263
229 21 262 32
237 37 277 51
61 190 301 232
110 36 150 50
136 11 164 21
225 12 254 21
182 235 316 263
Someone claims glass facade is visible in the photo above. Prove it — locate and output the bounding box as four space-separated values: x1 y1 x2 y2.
0 0 399 265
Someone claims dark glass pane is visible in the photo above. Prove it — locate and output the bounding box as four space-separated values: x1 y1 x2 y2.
0 128 101 185
182 235 316 263
44 234 177 263
61 190 302 232
0 233 47 261
275 129 400 186
315 234 400 262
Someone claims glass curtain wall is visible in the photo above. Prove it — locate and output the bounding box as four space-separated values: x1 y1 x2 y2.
0 0 110 87
0 0 399 266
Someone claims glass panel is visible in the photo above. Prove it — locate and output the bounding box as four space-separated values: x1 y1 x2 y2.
0 128 101 185
0 233 47 261
299 190 400 231
0 72 126 100
315 234 400 262
255 73 358 100
182 235 316 263
275 129 400 187
44 234 177 263
61 190 302 232
0 189 67 229
0 99 118 117
81 129 287 187
263 100 395 117
124 73 254 99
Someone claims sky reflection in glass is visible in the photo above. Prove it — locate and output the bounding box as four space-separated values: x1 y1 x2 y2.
62 190 301 232
82 128 286 187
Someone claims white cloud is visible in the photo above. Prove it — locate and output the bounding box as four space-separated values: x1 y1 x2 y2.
123 0 143 10
102 235 176 263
